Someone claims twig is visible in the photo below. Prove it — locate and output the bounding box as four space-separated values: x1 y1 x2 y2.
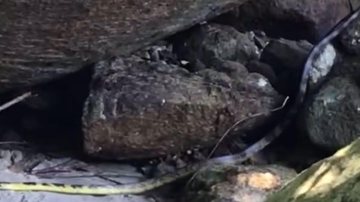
208 96 289 158
32 159 74 175
185 96 289 188
0 141 28 145
36 173 141 179
0 92 32 112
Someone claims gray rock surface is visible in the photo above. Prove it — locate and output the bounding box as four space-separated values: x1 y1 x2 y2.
307 44 337 91
303 76 360 150
0 0 250 91
174 23 260 71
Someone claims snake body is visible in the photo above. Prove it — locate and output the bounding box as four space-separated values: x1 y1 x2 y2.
0 7 359 196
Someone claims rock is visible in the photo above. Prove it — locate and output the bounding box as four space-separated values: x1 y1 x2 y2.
134 40 181 65
0 0 250 92
331 55 360 82
0 67 92 151
303 76 360 151
261 39 312 73
339 13 360 55
349 0 360 10
82 56 283 160
173 23 260 71
266 137 360 202
246 60 277 86
260 38 312 95
214 0 350 43
330 18 360 82
209 59 249 77
183 164 296 202
252 31 270 50
306 44 337 92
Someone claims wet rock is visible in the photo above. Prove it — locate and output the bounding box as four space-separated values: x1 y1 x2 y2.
260 38 312 95
0 0 249 92
183 164 296 202
82 56 283 160
266 137 360 202
215 0 350 42
303 76 360 151
173 23 260 71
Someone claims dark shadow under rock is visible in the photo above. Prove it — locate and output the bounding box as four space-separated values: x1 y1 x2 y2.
0 66 92 152
260 38 313 96
82 56 283 160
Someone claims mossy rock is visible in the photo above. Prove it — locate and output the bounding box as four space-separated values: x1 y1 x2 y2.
266 137 360 202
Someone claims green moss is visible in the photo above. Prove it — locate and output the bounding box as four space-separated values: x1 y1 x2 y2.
266 137 360 202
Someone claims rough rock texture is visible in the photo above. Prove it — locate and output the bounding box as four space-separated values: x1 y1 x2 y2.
173 23 260 71
82 57 283 160
303 76 360 151
339 13 360 55
214 0 350 43
266 137 360 202
307 44 337 91
0 0 250 91
183 164 296 202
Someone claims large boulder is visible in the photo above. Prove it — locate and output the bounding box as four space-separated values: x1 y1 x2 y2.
0 0 249 91
303 76 360 151
82 56 283 160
